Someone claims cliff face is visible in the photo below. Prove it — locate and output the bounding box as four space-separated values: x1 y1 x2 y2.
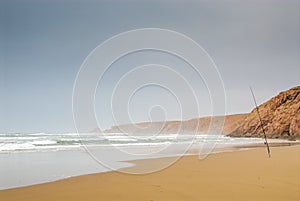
229 86 300 139
97 86 300 139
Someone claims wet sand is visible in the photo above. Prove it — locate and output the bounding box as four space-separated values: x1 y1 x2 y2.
1 145 300 201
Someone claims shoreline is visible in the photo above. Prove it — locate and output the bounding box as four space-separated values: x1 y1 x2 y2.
1 141 300 191
1 144 300 201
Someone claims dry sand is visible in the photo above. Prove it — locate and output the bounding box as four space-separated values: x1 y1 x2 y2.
1 146 300 201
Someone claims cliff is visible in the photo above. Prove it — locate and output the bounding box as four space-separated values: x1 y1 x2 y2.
95 86 300 139
229 86 300 139
104 113 247 135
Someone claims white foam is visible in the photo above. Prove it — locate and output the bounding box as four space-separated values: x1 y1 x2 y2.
32 140 57 145
0 143 36 151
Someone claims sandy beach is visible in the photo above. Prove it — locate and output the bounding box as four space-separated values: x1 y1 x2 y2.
1 145 300 201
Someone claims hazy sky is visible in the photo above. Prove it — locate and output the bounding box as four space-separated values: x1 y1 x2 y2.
1 0 300 133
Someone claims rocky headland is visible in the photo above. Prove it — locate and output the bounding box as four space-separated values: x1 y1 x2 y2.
97 86 300 139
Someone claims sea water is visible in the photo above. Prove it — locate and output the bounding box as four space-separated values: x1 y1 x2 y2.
0 133 282 190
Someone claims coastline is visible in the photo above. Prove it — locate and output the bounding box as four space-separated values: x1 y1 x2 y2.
1 144 299 201
1 139 299 190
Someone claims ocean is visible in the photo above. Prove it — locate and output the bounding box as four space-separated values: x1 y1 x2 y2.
0 133 280 190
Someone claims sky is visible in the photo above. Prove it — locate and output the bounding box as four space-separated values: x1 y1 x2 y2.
1 0 300 133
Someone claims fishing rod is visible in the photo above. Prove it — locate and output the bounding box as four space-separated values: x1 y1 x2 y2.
249 86 271 158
